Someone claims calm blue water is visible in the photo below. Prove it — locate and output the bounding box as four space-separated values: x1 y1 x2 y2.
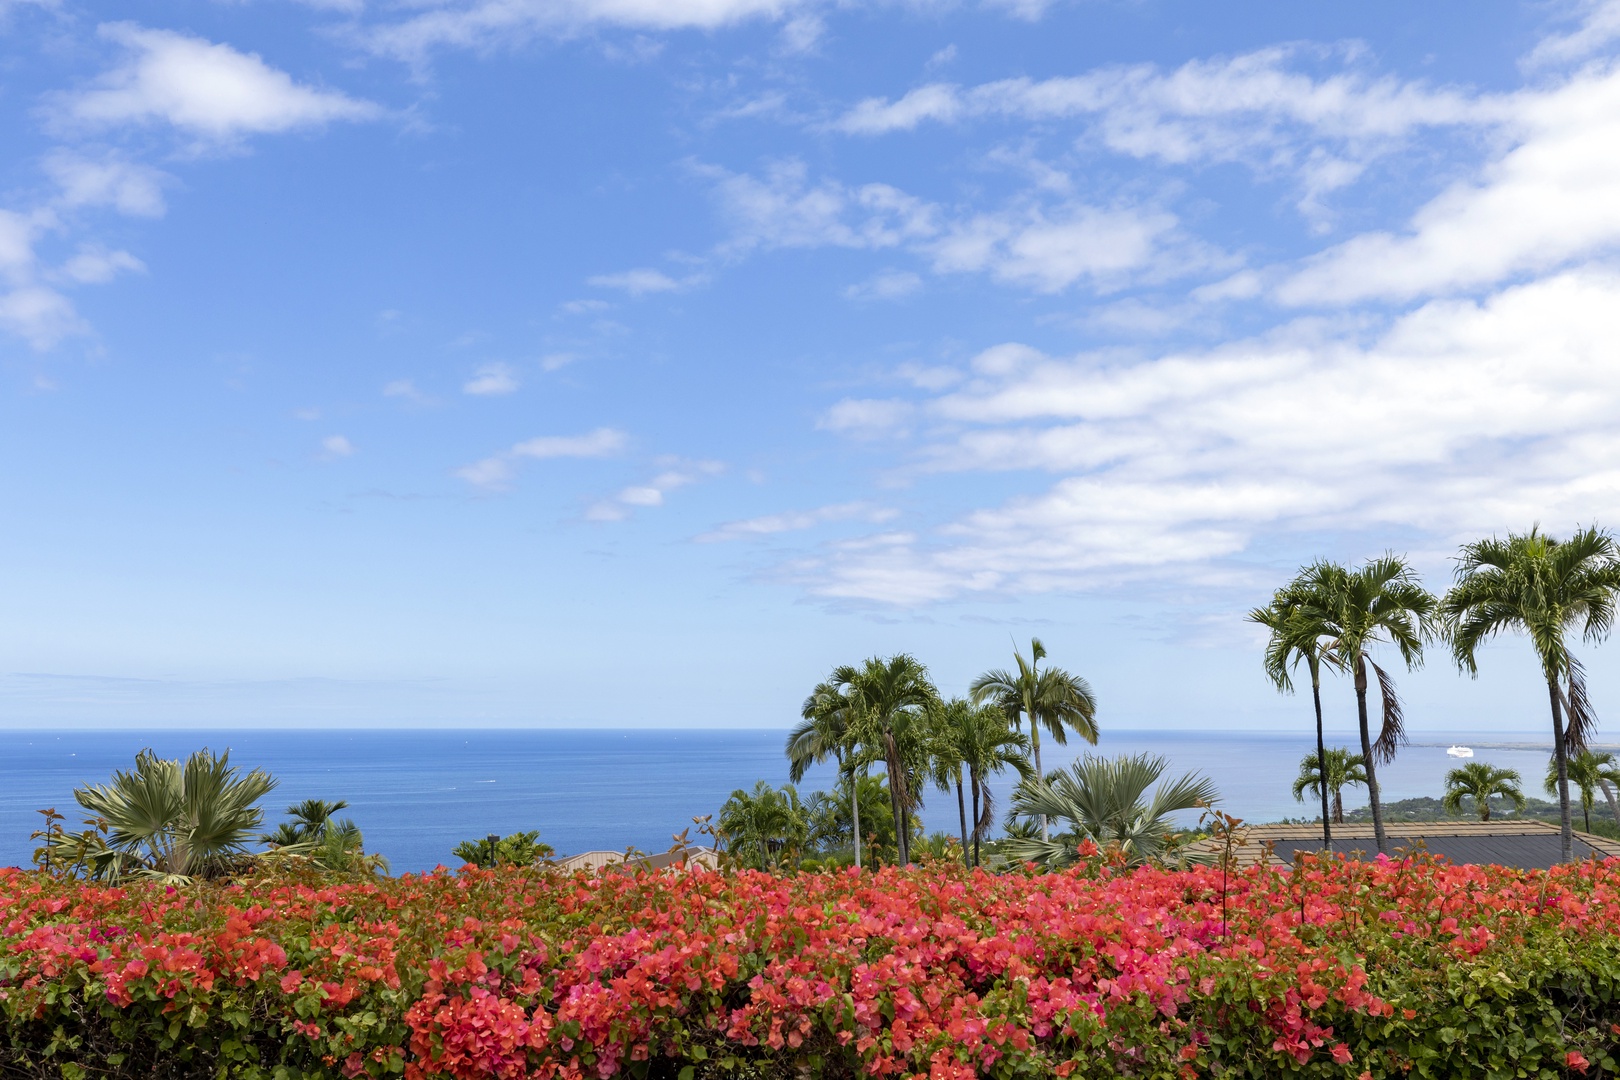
0 728 1575 873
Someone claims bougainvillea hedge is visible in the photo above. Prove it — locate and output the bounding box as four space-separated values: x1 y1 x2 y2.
4 852 1620 1080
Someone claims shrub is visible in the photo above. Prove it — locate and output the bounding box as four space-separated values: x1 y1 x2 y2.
3 853 1620 1078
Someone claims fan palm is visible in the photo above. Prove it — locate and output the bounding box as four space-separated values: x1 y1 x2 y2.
1290 748 1366 824
1004 753 1218 869
826 656 938 865
73 748 277 882
1442 762 1525 822
1441 526 1620 861
1294 556 1436 853
1251 581 1345 849
970 639 1097 841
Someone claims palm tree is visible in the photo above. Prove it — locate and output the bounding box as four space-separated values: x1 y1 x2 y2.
1251 583 1344 849
1584 749 1620 828
718 781 809 871
970 638 1097 841
1005 753 1218 869
263 798 350 846
930 698 1033 868
1295 556 1437 854
804 773 900 864
827 656 938 866
925 698 975 868
1442 762 1525 821
1545 751 1614 834
73 748 277 883
1290 748 1367 824
788 680 863 867
1441 527 1620 862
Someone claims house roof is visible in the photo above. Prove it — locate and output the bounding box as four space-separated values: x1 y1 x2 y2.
1198 820 1620 870
554 847 720 873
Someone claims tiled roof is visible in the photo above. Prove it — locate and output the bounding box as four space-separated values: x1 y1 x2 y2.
1194 820 1620 870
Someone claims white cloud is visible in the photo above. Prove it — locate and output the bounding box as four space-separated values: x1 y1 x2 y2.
383 378 426 401
704 159 936 253
586 458 724 521
817 397 915 438
1277 65 1620 305
321 434 356 458
1524 0 1620 67
59 23 380 141
361 0 811 62
697 501 895 541
0 285 81 349
833 48 1496 145
457 427 628 490
842 269 922 301
586 267 695 295
705 160 1201 293
55 246 145 284
807 269 1620 603
462 362 519 395
43 152 169 217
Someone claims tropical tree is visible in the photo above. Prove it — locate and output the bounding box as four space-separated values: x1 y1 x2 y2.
933 699 1033 868
1294 556 1437 854
72 748 277 883
970 639 1097 841
1251 583 1344 849
1442 763 1526 822
1544 751 1617 834
718 781 809 871
826 656 938 865
804 774 905 865
1290 748 1367 824
1004 753 1218 869
788 680 863 866
452 830 553 868
1441 526 1620 861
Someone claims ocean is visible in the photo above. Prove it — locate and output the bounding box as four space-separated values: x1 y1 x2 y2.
0 727 1580 874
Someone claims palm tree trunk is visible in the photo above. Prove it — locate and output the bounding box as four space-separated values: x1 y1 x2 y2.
1602 779 1620 829
1030 709 1046 843
884 731 908 866
1355 657 1387 854
851 765 863 870
970 772 982 869
955 772 969 870
1550 677 1574 862
1332 790 1344 824
1311 670 1331 852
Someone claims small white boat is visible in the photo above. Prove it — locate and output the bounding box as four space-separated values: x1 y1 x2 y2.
1446 745 1475 759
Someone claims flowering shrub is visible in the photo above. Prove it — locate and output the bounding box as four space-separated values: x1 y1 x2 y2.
3 853 1620 1078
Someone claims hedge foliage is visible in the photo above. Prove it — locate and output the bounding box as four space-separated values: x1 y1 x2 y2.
3 851 1620 1079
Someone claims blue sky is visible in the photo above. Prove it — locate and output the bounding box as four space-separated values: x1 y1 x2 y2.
3 0 1620 734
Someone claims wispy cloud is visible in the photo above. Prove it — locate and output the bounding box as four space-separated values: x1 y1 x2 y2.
586 267 704 295
321 434 356 458
697 501 895 541
457 427 629 491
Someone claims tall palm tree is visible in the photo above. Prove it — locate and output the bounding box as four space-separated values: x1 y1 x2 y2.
1441 526 1620 862
970 638 1097 841
1295 556 1437 853
931 698 1033 868
925 698 975 868
788 680 863 867
1290 747 1367 824
74 748 277 882
1545 750 1613 834
804 773 898 864
1442 762 1525 821
827 656 938 866
1251 582 1344 849
1005 753 1217 869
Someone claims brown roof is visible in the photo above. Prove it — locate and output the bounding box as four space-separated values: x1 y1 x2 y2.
1195 820 1620 870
